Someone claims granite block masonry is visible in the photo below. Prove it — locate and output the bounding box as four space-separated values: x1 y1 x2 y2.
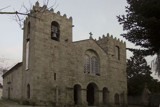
2 2 127 107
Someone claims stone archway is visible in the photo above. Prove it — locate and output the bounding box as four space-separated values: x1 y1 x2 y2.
103 87 109 105
115 93 120 105
74 84 82 105
87 83 99 106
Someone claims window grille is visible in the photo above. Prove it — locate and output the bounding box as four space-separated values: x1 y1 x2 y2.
91 57 98 74
84 55 90 73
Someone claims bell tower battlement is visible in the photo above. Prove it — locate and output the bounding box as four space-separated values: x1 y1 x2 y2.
23 1 73 43
95 33 126 61
22 2 73 71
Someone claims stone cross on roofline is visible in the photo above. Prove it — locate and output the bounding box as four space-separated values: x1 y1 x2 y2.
89 32 93 39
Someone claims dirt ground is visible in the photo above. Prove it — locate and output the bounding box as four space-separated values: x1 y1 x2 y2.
0 99 145 107
0 99 43 107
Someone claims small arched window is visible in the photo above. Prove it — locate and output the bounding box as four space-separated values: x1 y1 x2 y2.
51 21 60 41
27 84 30 99
103 87 109 105
121 92 125 105
115 46 120 60
91 57 98 75
84 55 90 73
8 87 10 99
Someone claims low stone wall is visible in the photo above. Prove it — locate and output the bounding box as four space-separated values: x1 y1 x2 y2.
128 96 142 105
150 94 160 107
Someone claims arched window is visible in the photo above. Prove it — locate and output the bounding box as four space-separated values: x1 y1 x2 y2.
84 49 99 75
27 84 30 99
51 21 60 41
114 93 120 105
91 57 98 75
115 46 120 60
103 87 109 105
84 55 90 73
121 92 125 105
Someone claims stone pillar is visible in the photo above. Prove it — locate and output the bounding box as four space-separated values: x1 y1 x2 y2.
81 88 87 106
98 90 103 106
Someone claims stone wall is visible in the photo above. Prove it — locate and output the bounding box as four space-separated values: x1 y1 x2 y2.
2 2 127 107
2 62 22 100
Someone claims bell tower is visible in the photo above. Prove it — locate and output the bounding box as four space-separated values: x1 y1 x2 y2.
29 1 73 43
22 1 73 69
21 1 73 99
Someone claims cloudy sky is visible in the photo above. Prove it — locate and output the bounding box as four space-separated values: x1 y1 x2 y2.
0 0 159 82
0 0 128 63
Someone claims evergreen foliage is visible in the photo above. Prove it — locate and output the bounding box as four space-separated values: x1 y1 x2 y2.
127 52 160 96
118 0 160 75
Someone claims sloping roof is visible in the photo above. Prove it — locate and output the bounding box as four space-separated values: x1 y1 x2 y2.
73 39 108 55
2 62 23 78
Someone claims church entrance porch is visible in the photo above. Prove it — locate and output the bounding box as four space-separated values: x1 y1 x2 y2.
87 83 99 106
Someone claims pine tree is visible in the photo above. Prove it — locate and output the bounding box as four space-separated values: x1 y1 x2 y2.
127 52 160 96
117 0 160 75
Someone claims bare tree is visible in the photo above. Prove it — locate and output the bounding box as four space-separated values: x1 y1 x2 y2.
0 0 58 28
0 57 11 73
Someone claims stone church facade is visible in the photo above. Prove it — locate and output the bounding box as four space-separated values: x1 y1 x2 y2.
2 2 127 107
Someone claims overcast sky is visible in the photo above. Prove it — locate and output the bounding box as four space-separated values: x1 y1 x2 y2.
0 0 128 63
0 0 159 82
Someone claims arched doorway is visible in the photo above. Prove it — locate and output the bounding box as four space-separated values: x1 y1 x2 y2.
103 87 109 105
87 83 99 106
114 93 120 105
74 84 82 105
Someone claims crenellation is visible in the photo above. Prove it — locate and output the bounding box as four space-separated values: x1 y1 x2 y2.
29 2 72 21
50 8 53 12
69 16 72 20
107 33 110 37
114 37 117 41
102 34 105 38
42 5 47 10
33 2 41 12
35 1 39 7
63 14 67 18
2 2 127 107
111 35 113 39
56 11 61 15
